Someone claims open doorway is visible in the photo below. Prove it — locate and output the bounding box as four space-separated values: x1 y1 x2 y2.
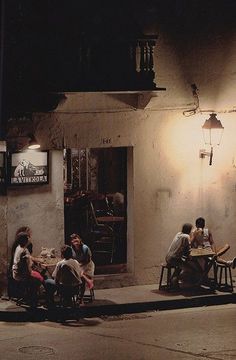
64 147 127 275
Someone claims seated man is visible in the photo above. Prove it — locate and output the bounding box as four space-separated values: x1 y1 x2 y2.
44 245 82 307
166 223 198 288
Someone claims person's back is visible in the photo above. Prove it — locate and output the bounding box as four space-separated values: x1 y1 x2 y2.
191 217 214 250
52 245 82 286
165 223 193 289
12 233 31 281
45 245 82 307
56 258 82 287
166 230 191 265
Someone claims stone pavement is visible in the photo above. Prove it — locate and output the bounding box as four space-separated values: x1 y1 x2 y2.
0 281 236 322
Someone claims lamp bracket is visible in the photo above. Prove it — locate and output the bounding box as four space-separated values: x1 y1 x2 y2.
199 149 211 158
199 147 213 165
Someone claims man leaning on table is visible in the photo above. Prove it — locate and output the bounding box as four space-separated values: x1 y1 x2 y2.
165 223 198 289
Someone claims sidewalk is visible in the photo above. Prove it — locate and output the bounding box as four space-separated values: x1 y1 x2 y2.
0 282 236 322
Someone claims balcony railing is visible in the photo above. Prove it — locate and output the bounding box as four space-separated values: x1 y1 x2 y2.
5 36 166 113
50 36 166 93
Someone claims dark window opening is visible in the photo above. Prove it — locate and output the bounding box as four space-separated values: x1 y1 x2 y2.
64 147 127 275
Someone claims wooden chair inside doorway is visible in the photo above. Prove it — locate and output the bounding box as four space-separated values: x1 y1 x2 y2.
88 202 115 264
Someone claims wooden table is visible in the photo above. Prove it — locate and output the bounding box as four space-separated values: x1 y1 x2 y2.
34 257 61 277
190 248 217 288
190 248 215 258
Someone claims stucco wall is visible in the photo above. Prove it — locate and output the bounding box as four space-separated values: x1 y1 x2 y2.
3 107 236 289
32 107 236 286
7 150 64 262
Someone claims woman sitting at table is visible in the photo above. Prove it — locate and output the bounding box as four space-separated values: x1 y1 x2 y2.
11 232 44 306
10 226 32 271
191 217 236 268
12 231 44 283
70 233 95 304
10 226 45 275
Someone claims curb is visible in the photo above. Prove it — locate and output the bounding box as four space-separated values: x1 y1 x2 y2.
0 292 236 322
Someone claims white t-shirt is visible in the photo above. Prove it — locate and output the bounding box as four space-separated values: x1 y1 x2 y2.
192 228 212 248
12 245 31 281
52 258 82 286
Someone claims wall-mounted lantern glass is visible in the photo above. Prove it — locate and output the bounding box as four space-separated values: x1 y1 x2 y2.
199 113 224 165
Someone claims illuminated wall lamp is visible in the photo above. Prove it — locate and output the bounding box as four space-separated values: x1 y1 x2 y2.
27 134 40 150
199 113 224 165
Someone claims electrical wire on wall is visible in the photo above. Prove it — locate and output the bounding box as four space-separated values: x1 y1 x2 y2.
183 83 236 117
183 84 200 117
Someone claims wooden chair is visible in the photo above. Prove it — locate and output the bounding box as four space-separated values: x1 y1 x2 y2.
82 287 95 303
57 264 82 308
88 201 115 264
91 196 113 217
57 284 81 308
215 262 233 292
8 273 41 307
159 263 180 290
214 244 233 292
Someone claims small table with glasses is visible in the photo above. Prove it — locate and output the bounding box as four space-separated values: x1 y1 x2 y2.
34 256 61 277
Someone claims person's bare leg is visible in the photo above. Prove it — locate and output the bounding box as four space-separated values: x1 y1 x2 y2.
216 244 230 257
81 271 94 289
79 278 86 305
217 256 236 268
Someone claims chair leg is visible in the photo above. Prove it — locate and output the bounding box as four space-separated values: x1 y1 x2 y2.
83 287 95 303
159 267 165 290
224 266 233 292
224 267 228 285
216 264 234 292
216 265 222 289
219 267 223 286
110 236 115 264
213 262 217 285
72 294 77 308
229 268 233 292
167 267 172 289
90 288 95 301
159 265 180 291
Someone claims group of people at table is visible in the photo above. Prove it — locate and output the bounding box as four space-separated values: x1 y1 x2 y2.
10 226 94 308
165 217 236 289
10 216 236 306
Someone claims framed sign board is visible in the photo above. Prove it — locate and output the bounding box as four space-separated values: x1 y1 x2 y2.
9 150 49 185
